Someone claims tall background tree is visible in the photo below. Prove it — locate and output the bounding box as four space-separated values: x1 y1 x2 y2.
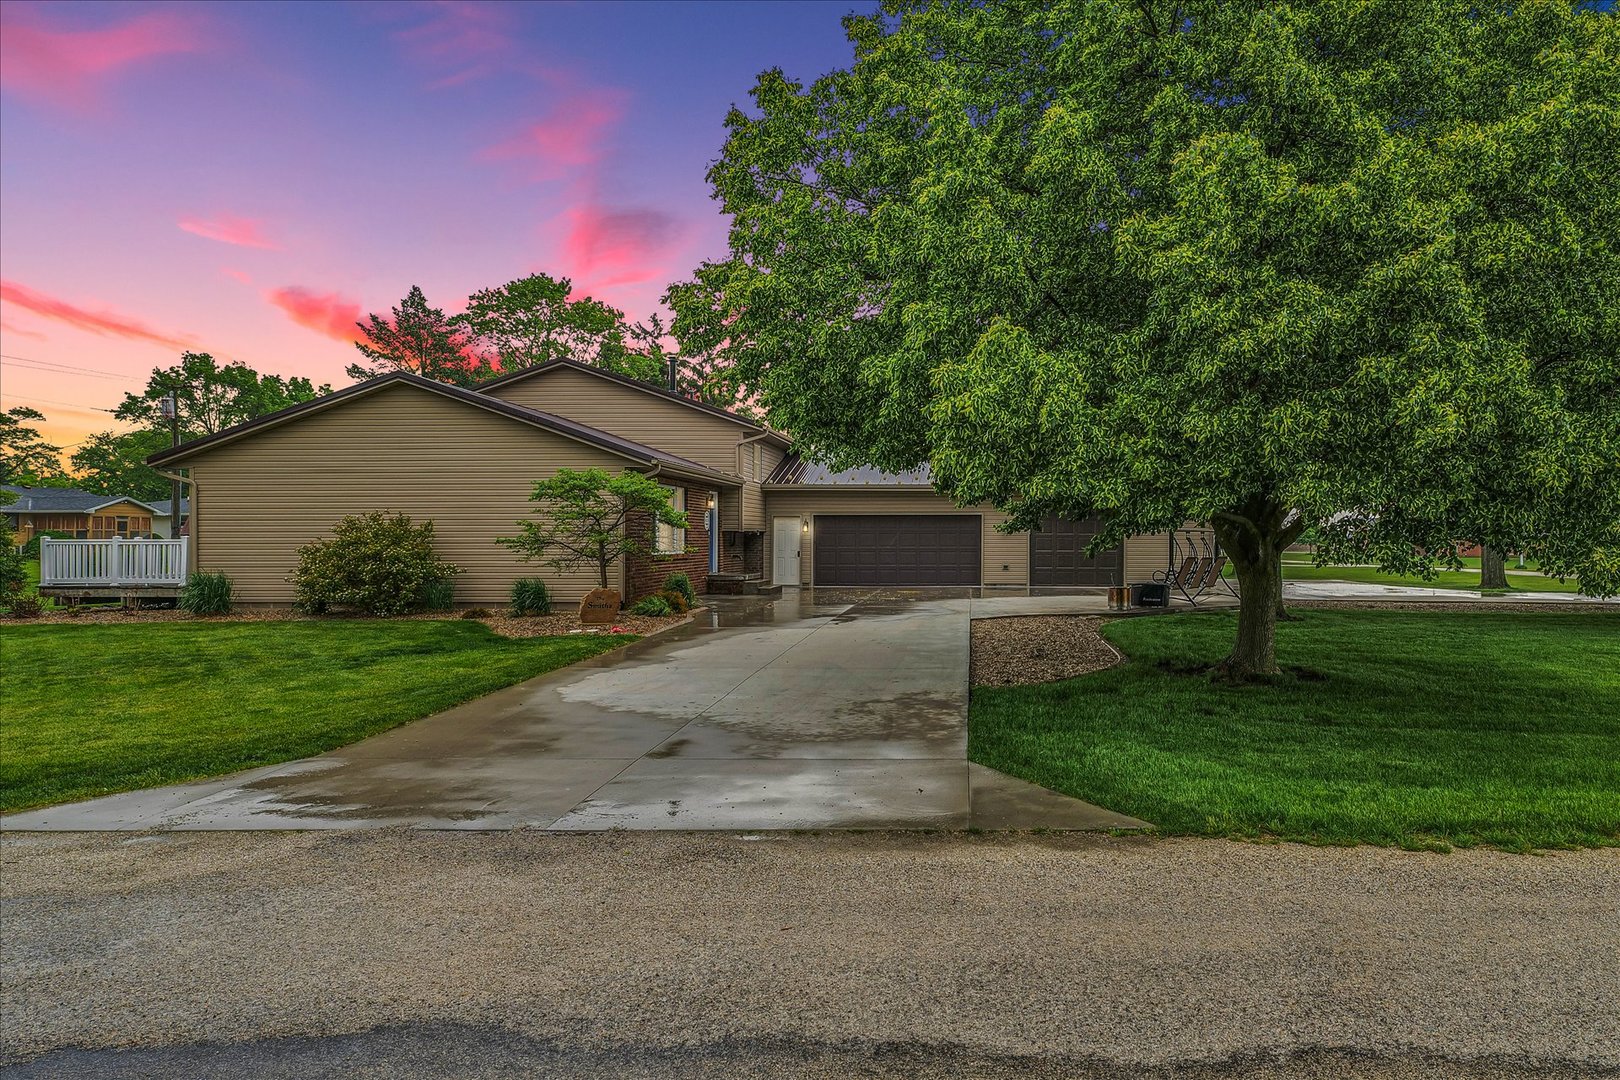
0 406 65 485
349 285 487 387
456 273 665 381
685 0 1619 677
68 430 172 502
116 352 329 439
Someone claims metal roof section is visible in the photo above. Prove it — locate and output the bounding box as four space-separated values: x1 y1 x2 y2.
763 453 934 487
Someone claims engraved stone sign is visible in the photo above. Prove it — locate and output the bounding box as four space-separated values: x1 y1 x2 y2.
579 588 621 624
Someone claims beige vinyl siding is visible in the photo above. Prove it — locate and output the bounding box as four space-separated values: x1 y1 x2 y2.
762 489 1026 586
184 383 632 606
1123 522 1217 582
718 487 743 531
740 481 766 530
483 366 748 474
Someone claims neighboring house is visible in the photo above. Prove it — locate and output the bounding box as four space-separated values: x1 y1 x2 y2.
146 359 1206 606
1 484 183 542
147 498 191 538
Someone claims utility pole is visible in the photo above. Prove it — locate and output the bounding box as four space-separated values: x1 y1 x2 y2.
160 390 181 548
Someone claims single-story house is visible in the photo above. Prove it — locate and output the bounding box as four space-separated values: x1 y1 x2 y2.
2 485 187 542
146 359 1207 606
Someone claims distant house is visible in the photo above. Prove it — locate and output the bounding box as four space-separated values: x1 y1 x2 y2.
2 484 188 542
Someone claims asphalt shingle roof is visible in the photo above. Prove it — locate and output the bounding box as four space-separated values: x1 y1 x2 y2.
1 485 165 514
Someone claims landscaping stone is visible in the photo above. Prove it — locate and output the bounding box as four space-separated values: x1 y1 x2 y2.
971 615 1122 687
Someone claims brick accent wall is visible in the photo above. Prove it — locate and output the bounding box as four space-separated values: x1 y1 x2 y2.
625 497 713 600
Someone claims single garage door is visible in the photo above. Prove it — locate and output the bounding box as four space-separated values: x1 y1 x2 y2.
813 515 982 586
1029 516 1122 586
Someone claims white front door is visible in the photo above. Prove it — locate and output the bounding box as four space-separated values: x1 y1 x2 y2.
772 517 802 586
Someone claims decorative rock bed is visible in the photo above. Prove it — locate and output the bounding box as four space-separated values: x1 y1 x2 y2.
971 615 1124 688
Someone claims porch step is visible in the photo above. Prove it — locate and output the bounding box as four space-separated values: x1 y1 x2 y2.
707 574 782 597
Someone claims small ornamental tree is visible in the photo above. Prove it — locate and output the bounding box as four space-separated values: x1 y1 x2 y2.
291 511 461 616
499 468 688 591
683 0 1620 678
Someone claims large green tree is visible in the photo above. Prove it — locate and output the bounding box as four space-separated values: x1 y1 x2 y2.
69 429 173 503
0 406 64 485
456 273 665 382
350 285 488 387
117 352 330 440
683 0 1620 677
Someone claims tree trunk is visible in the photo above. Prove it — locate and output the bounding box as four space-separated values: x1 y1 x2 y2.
1479 545 1509 591
1210 501 1304 680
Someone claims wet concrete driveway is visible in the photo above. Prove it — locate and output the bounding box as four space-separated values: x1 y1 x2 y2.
3 590 1146 832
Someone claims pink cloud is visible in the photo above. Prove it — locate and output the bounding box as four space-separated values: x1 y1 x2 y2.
388 1 522 89
220 267 255 285
0 319 48 342
0 7 209 111
178 215 279 250
0 280 190 348
562 204 681 296
266 287 364 345
480 93 628 180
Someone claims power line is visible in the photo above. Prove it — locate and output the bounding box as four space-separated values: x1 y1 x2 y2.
0 396 119 414
2 359 129 381
0 353 132 379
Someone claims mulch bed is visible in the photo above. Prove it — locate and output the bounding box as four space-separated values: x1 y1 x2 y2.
6 606 700 640
971 615 1123 688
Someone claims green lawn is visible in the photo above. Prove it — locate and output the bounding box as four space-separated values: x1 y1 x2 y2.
0 620 635 812
970 610 1620 851
1267 552 1577 593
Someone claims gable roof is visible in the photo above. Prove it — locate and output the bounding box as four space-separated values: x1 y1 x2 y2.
474 358 790 446
763 454 933 487
1 484 165 515
146 372 740 485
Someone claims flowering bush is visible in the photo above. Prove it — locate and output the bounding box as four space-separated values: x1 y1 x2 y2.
290 511 461 616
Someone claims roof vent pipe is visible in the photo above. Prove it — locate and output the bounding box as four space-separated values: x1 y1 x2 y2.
667 356 679 394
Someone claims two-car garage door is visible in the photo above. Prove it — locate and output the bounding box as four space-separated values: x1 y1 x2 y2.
813 515 981 586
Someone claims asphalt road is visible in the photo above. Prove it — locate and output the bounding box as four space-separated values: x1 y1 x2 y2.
2 831 1616 1079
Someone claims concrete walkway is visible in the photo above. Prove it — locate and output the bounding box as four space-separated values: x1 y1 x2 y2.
2 589 1147 833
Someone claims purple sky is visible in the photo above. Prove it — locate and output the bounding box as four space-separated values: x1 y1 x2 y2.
0 0 857 448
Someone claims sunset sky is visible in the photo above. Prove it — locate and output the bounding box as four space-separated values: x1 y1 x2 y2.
0 0 856 451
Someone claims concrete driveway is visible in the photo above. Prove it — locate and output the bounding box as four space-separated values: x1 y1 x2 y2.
3 590 1144 832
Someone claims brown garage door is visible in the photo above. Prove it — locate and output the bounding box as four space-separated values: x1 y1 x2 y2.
813 515 981 586
1029 516 1122 586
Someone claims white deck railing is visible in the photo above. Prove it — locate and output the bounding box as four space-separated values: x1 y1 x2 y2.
38 537 189 588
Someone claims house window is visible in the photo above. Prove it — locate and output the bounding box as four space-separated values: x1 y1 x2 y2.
655 486 686 554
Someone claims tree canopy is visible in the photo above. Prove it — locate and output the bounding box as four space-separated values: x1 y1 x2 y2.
0 406 64 486
69 429 173 503
681 0 1620 675
456 272 666 382
349 286 488 387
117 351 330 439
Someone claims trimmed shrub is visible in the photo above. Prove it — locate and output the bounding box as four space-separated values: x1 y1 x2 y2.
290 511 462 616
657 588 690 614
419 578 456 612
629 594 673 617
20 530 75 559
179 571 234 615
510 577 553 616
5 594 44 619
0 516 26 611
662 572 697 608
